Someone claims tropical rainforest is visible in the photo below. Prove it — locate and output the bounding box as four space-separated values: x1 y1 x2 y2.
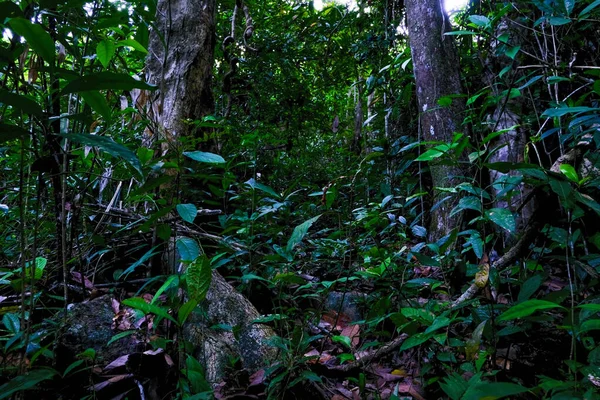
0 0 600 398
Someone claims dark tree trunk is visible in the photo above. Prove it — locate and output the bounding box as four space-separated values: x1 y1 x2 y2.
146 0 216 145
406 0 469 240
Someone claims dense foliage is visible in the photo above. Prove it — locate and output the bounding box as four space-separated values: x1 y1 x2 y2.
1 0 600 398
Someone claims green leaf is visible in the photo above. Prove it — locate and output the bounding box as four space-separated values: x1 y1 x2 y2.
286 215 322 253
400 332 433 351
117 38 148 54
485 208 516 233
450 196 482 216
178 298 199 325
107 330 136 346
80 91 112 121
579 0 600 17
151 275 179 304
96 39 115 69
542 106 600 117
245 178 280 198
518 275 543 302
62 359 85 377
559 164 579 183
469 15 490 28
186 256 212 303
497 299 564 321
58 133 143 179
117 246 161 280
332 335 352 349
0 368 57 400
176 204 197 223
121 297 177 324
62 72 157 94
183 151 226 164
580 319 600 335
2 313 20 334
463 382 530 399
9 18 55 64
0 123 30 143
176 237 200 261
0 90 43 116
548 16 571 25
504 45 520 60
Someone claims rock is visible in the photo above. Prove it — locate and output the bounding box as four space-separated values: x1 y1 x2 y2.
56 295 142 368
183 271 277 383
325 291 366 322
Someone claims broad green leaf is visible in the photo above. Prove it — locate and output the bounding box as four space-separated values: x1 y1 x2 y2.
0 2 23 21
559 164 579 183
59 133 142 178
0 123 30 143
518 275 543 302
0 90 43 116
176 204 197 223
542 106 600 117
186 256 212 303
245 178 280 198
332 335 352 349
580 319 600 335
183 151 225 164
178 298 199 325
548 16 571 25
440 373 468 400
9 18 55 64
450 196 481 216
286 215 322 253
486 208 515 233
497 299 564 321
504 45 520 59
96 39 115 69
463 382 529 399
0 368 57 399
2 313 20 334
465 320 486 361
176 237 200 261
117 39 149 54
80 91 112 121
62 359 84 377
444 30 478 36
424 316 451 334
62 72 156 94
469 15 490 28
400 332 433 351
121 297 177 323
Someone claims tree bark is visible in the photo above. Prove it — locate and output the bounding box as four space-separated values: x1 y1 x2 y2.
146 0 216 147
405 0 469 240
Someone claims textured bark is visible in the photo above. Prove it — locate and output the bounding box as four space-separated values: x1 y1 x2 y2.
146 0 216 146
406 0 469 240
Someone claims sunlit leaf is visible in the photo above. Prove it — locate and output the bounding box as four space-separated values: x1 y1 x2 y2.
96 39 116 69
286 215 321 253
486 208 515 233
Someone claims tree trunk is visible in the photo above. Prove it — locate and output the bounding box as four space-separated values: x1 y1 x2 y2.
146 0 216 147
405 0 469 240
144 0 275 380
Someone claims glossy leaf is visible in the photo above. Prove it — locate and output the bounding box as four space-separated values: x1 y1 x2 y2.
486 208 516 233
245 178 280 198
176 237 200 261
286 215 322 253
177 204 198 224
117 39 149 54
497 299 564 321
559 164 579 183
183 151 226 164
